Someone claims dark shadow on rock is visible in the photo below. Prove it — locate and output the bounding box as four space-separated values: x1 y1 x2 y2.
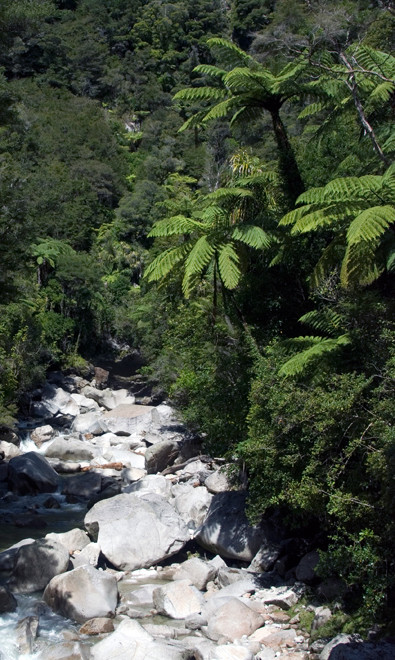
327 639 395 659
195 491 265 562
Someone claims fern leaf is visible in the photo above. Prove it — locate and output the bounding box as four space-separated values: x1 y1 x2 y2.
279 203 316 226
193 64 227 80
340 241 383 287
298 102 325 119
184 235 215 276
299 309 343 335
224 67 273 94
200 205 227 225
178 110 208 132
174 86 226 103
202 97 238 122
290 207 341 234
218 242 241 289
322 175 382 202
347 205 395 245
148 215 204 238
279 334 350 377
144 244 191 282
368 81 395 107
230 105 263 125
207 38 253 67
387 249 395 272
232 224 272 249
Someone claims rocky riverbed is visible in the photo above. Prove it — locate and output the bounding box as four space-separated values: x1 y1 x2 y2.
0 368 394 660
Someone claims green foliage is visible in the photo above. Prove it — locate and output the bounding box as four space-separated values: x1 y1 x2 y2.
144 157 277 297
280 165 395 288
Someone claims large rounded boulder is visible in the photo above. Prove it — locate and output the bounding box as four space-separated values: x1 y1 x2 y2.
8 452 60 495
8 538 70 593
43 565 118 623
195 492 264 562
84 492 190 570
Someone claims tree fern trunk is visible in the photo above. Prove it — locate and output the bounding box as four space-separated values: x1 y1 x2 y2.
270 108 304 205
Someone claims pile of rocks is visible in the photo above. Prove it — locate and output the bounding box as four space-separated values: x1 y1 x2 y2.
0 371 394 660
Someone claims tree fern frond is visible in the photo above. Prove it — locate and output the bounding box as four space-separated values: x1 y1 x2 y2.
148 215 204 238
367 81 395 107
232 224 272 249
207 37 253 68
218 242 241 289
174 86 226 103
299 309 343 335
352 45 395 78
224 67 274 94
387 249 395 272
290 207 340 234
236 171 278 186
184 235 215 277
322 175 382 202
193 64 227 80
279 203 316 226
347 206 395 245
178 110 208 132
202 97 238 122
279 334 350 377
340 241 383 287
382 134 395 154
200 204 227 225
144 244 191 282
298 102 325 119
230 105 263 126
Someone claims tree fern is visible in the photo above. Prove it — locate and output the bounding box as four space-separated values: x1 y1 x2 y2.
218 243 241 290
144 244 191 282
347 206 395 245
299 309 343 336
232 225 272 249
206 37 253 68
148 215 204 237
279 335 350 377
280 165 395 288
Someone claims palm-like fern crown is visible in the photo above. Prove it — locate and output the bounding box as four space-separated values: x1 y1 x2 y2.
174 38 311 130
280 164 395 288
144 155 277 297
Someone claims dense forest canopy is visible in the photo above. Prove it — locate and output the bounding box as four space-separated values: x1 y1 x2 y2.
0 0 394 633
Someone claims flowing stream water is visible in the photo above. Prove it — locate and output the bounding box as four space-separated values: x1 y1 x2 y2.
0 427 90 659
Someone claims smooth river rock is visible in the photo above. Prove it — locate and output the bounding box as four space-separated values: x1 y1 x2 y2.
90 618 189 660
8 538 70 593
84 492 190 570
43 565 118 623
195 492 264 562
8 452 60 495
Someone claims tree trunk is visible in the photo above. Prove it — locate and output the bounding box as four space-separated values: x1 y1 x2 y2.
270 107 305 205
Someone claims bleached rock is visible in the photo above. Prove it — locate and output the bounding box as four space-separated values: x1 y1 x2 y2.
30 425 55 447
45 528 90 553
153 579 205 619
84 492 190 570
44 565 118 623
173 483 212 529
44 437 99 462
172 557 216 591
206 598 264 642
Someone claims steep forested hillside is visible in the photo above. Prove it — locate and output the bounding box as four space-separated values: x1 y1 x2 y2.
0 0 394 633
